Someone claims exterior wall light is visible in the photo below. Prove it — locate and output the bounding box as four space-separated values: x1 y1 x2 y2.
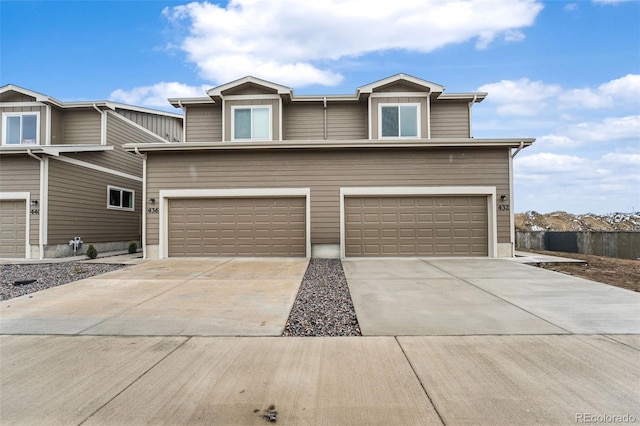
148 198 156 204
500 195 509 201
30 200 38 206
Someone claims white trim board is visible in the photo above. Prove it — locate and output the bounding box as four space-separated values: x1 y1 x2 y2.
0 192 31 258
158 188 312 259
51 155 143 182
339 186 498 258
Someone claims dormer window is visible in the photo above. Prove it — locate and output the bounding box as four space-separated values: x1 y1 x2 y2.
380 104 420 138
2 112 39 145
232 106 271 140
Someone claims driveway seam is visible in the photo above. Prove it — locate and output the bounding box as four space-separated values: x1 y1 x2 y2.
393 336 446 425
602 334 640 352
77 336 191 425
77 259 234 335
421 259 573 335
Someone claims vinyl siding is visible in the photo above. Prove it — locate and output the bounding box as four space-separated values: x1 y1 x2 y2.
371 97 428 139
145 147 511 246
50 106 63 145
62 109 101 145
185 104 222 142
222 83 278 96
116 109 183 142
431 100 470 138
1 93 36 102
224 99 280 141
0 105 47 145
47 159 141 244
0 155 40 245
327 103 368 140
373 82 428 93
283 103 324 140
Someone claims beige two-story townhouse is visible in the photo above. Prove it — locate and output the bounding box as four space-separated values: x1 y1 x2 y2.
0 85 183 259
124 74 534 259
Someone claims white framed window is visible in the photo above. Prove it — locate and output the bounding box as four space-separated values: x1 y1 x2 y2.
107 186 134 211
379 104 420 138
232 105 271 140
2 112 40 145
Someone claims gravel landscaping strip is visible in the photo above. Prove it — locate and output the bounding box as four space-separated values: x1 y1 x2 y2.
1 262 127 301
283 258 361 337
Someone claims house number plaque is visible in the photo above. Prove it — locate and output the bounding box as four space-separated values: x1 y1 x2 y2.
147 208 159 214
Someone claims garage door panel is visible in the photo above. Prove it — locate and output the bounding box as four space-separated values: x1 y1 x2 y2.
345 195 488 257
0 200 27 258
168 197 306 257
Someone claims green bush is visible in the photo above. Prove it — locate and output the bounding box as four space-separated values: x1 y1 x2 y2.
86 244 98 259
128 241 138 254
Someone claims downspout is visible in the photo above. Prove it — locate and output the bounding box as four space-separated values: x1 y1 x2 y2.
134 147 148 259
323 97 327 140
468 95 477 137
93 103 106 145
178 101 186 143
27 149 45 259
508 141 525 257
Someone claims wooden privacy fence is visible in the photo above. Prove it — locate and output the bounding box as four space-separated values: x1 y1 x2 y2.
516 231 640 260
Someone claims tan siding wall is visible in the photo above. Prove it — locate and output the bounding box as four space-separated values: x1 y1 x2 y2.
145 148 511 245
47 159 141 244
327 103 368 140
223 84 278 96
116 109 183 142
62 109 101 145
50 106 63 145
185 104 222 142
224 99 280 141
371 97 428 139
283 103 324 140
1 93 36 102
0 155 40 244
374 82 427 93
0 105 47 145
430 100 470 138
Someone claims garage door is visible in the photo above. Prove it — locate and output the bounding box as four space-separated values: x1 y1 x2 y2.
345 195 488 257
0 200 27 258
168 197 306 257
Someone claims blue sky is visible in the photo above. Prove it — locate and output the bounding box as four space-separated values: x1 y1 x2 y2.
2 0 639 214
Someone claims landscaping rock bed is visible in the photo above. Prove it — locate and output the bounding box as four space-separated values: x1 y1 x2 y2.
283 258 361 337
1 262 127 301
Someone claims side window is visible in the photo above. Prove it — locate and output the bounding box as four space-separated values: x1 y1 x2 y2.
380 104 419 138
2 112 39 145
107 186 134 211
232 106 271 140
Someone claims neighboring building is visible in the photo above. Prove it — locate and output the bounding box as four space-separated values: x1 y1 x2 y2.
125 74 534 259
0 85 183 259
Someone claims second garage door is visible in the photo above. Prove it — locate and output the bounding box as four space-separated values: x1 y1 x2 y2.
168 197 306 257
345 195 488 257
0 199 27 258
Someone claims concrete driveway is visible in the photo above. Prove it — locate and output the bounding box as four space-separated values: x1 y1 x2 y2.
1 256 639 425
0 258 309 336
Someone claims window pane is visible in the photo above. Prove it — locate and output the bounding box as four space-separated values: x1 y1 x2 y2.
381 106 399 137
122 191 133 208
6 116 20 144
252 108 269 139
234 109 251 139
22 114 37 143
109 189 121 207
400 106 418 137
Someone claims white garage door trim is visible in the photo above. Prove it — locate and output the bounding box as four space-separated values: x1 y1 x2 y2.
158 188 311 259
0 192 31 258
340 186 497 258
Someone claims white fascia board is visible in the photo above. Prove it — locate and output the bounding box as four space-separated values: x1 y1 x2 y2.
51 155 142 182
207 76 293 97
357 73 445 94
0 145 113 156
106 111 171 143
168 97 215 107
0 84 64 107
437 93 487 102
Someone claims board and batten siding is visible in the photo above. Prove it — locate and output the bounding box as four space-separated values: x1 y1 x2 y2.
47 159 141 244
0 105 47 145
62 109 101 145
0 155 40 245
145 147 511 246
185 105 222 142
430 100 470 138
370 97 428 140
116 109 183 142
224 99 280 141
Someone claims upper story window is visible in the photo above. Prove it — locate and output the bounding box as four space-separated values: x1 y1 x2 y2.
2 112 39 145
107 186 134 211
380 104 420 138
232 106 271 140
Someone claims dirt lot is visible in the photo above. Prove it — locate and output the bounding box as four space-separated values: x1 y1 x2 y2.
520 249 640 292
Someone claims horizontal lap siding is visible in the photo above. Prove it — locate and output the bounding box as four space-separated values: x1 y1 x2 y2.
283 103 324 140
0 155 40 244
186 105 222 142
146 148 510 245
50 106 63 144
430 101 470 138
47 160 141 244
327 103 367 140
62 110 101 144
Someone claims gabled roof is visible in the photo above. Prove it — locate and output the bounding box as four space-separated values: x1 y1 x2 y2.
206 76 293 98
357 73 445 95
0 84 64 107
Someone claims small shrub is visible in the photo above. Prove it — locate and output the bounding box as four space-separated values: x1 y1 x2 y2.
86 244 98 259
128 241 138 254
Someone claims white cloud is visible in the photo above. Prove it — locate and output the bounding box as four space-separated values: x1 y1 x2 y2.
477 78 562 116
559 74 640 109
593 0 634 4
110 82 208 108
163 0 543 86
564 3 578 11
